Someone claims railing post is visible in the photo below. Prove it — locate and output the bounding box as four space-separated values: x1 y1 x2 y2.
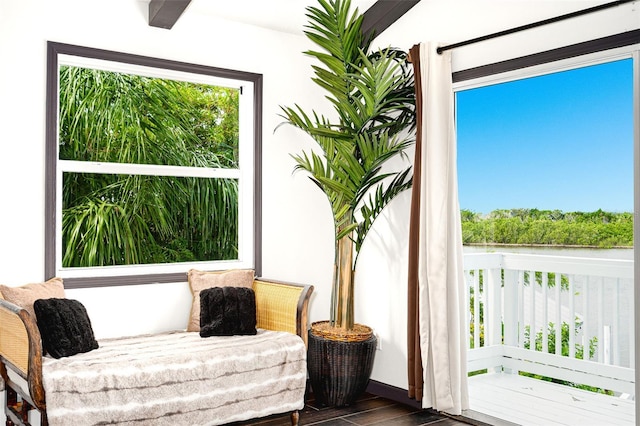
485 267 502 374
486 267 502 347
503 268 519 374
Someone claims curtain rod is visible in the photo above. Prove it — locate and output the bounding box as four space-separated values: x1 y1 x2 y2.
436 0 635 54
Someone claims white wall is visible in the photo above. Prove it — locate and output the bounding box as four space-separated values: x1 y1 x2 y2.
374 0 639 73
0 0 331 416
0 0 332 418
1 0 638 416
0 0 331 329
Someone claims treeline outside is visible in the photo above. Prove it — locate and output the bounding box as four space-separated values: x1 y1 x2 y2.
461 208 633 248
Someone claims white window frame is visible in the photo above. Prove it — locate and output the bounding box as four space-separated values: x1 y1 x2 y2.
45 42 262 288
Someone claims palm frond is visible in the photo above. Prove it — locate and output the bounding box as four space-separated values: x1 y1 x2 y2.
276 0 415 329
277 0 415 260
354 167 413 256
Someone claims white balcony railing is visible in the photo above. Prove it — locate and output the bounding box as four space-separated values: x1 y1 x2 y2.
465 252 635 397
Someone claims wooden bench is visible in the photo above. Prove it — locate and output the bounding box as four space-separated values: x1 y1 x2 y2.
0 278 313 426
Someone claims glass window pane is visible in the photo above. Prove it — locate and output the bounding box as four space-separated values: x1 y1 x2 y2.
456 58 635 423
58 66 240 169
62 172 238 267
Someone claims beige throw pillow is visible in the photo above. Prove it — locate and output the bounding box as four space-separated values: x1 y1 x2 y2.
0 277 65 318
187 269 254 332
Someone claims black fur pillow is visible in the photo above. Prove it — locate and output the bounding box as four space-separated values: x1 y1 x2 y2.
199 286 257 337
33 298 99 359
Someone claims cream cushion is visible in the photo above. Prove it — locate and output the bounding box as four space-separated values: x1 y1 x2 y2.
186 269 254 332
0 277 65 318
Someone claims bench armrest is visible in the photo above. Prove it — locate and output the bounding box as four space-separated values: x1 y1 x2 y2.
0 299 45 410
253 279 313 347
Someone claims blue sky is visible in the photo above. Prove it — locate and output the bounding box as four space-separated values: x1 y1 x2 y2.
456 58 634 215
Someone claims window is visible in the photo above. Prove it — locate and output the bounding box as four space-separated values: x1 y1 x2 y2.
456 58 633 221
456 56 634 363
454 45 637 424
45 42 262 288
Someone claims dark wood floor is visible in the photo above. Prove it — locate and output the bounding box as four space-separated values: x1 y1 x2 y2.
231 392 474 426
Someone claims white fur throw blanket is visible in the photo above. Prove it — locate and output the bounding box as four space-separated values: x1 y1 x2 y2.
41 330 307 425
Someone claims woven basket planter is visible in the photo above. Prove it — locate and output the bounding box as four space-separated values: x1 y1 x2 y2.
307 323 377 407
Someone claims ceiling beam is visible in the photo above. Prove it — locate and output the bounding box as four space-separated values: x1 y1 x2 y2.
361 0 421 40
148 0 191 29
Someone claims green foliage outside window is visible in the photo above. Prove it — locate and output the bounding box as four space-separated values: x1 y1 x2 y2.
59 66 240 267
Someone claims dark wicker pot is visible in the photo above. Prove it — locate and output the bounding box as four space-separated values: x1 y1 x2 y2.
307 330 377 407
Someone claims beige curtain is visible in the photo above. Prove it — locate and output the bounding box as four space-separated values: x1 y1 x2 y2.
407 42 469 415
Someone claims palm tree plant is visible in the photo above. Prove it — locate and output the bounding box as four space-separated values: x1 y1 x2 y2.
279 0 415 336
